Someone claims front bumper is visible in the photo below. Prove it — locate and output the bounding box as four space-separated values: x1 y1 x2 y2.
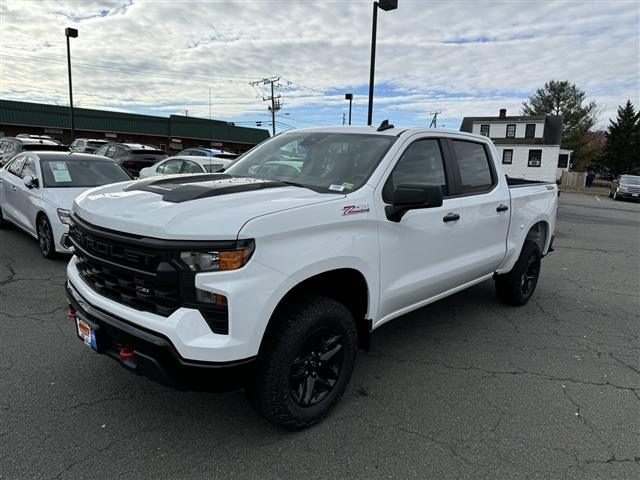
66 280 256 391
617 191 640 200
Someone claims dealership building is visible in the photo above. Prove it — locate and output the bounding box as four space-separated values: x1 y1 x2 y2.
0 100 270 154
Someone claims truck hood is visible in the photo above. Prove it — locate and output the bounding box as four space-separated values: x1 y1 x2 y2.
73 174 344 239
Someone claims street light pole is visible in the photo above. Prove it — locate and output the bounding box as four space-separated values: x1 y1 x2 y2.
65 27 78 143
345 93 353 125
367 0 397 126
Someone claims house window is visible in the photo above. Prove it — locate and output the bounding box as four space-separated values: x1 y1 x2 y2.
528 150 542 167
480 124 490 137
557 154 569 168
506 124 516 138
502 149 513 164
525 124 536 138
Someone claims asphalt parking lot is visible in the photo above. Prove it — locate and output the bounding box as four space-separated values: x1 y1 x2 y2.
1 192 638 480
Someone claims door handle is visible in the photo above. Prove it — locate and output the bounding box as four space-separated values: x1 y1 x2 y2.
10 185 17 191
496 204 509 212
443 212 460 222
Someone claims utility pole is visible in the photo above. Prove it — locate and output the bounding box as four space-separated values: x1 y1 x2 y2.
428 111 442 128
342 113 346 125
184 109 189 117
250 76 281 136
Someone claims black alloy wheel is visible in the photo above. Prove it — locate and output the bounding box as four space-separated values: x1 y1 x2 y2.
495 240 541 306
520 251 541 297
289 327 345 407
37 215 55 258
247 294 358 430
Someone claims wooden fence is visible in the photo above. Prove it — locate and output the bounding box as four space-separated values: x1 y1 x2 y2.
561 171 586 188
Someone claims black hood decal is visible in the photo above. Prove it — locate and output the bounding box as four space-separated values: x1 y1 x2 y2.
123 174 288 203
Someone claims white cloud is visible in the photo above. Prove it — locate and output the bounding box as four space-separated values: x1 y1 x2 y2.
0 0 638 129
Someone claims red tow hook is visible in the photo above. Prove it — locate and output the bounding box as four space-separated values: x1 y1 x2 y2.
67 309 77 318
119 346 135 360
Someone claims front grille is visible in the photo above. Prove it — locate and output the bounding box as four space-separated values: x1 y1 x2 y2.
69 217 229 334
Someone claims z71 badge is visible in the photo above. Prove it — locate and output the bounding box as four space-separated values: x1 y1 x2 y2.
342 204 370 216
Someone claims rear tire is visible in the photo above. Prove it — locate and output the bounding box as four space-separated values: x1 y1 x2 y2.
495 240 541 306
37 215 56 259
247 294 358 430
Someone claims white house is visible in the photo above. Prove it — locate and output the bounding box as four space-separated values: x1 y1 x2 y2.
460 109 572 183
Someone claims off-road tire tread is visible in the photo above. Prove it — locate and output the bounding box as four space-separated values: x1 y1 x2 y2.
495 240 541 306
247 294 357 430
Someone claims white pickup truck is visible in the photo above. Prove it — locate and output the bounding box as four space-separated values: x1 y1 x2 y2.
65 125 557 429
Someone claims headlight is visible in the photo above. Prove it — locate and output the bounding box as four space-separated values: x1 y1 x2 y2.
57 208 72 225
180 242 254 272
619 185 629 191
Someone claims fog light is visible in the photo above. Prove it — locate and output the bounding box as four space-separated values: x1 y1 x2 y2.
196 288 227 306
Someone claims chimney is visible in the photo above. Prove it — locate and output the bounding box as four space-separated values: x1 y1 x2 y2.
499 108 507 118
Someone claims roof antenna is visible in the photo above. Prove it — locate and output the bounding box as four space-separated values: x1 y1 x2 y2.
377 119 394 131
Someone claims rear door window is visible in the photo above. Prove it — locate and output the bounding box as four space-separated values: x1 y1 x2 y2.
451 140 495 194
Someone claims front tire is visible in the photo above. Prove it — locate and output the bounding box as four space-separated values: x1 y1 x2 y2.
37 215 56 259
495 240 541 306
248 294 358 430
613 189 619 200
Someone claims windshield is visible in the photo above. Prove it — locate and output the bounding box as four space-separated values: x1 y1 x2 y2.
41 159 132 188
224 132 397 192
620 175 640 185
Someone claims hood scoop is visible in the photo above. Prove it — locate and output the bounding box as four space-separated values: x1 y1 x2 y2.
123 174 287 203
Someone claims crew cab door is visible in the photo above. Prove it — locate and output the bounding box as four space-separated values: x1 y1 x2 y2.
376 136 466 323
444 139 510 280
375 135 510 326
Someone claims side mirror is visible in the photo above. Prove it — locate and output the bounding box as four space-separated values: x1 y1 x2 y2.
385 183 443 222
23 175 37 189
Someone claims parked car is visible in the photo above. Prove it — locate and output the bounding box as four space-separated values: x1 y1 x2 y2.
0 136 69 166
138 155 234 179
93 142 167 176
609 174 640 200
0 151 132 258
66 125 558 429
70 138 108 153
177 147 237 160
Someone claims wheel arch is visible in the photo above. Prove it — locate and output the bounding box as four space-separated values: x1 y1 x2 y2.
259 268 372 354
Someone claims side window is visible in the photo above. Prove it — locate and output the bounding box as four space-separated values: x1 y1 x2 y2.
181 150 193 156
451 140 494 193
528 150 542 167
0 141 8 153
383 139 448 201
21 157 37 179
182 161 203 174
156 162 166 173
105 146 117 157
162 159 184 174
525 124 536 138
8 154 27 176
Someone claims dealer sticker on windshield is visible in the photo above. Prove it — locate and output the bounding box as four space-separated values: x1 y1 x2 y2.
50 161 72 183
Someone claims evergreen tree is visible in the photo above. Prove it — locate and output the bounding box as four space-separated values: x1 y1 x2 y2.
602 100 640 175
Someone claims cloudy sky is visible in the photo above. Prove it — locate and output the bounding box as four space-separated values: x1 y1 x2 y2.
1 0 638 133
